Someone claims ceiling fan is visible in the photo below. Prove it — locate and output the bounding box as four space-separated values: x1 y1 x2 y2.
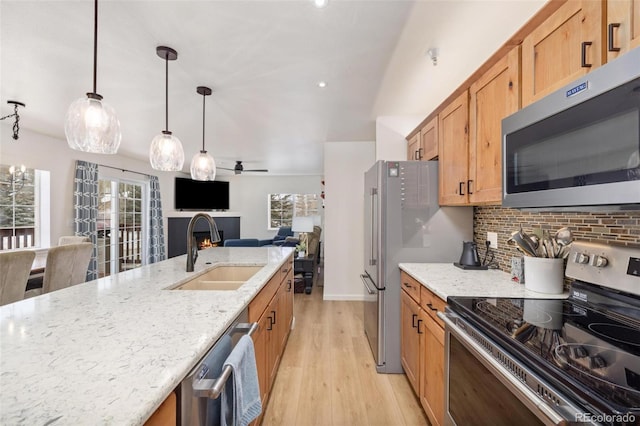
219 161 269 175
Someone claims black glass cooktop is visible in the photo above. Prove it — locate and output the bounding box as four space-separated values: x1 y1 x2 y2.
448 282 640 419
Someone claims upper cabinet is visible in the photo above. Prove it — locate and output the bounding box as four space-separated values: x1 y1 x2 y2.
438 91 469 205
406 116 438 161
607 0 640 61
468 46 520 205
521 0 605 107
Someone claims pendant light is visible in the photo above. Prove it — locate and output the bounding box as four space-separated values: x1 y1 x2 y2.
65 0 121 154
190 86 217 181
149 46 184 171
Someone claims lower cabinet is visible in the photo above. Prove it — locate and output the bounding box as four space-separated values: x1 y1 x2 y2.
144 392 176 426
400 271 446 426
250 255 294 425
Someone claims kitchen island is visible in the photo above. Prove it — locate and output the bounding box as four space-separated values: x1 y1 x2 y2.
0 246 293 425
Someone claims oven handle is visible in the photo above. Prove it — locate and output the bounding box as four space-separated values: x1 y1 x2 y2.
192 322 259 399
439 312 572 426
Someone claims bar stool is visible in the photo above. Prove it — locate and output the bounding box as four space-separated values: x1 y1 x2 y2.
0 250 36 306
25 243 92 298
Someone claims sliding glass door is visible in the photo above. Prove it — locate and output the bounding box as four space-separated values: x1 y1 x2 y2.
97 178 147 278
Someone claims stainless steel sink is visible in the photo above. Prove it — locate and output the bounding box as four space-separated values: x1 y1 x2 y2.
169 265 264 291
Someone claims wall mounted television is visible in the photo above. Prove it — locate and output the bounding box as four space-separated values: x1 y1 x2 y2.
174 177 230 211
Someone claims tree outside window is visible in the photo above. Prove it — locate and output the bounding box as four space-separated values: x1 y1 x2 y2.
268 193 319 229
0 165 37 250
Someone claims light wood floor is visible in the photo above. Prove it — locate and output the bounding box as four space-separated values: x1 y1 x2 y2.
261 276 429 426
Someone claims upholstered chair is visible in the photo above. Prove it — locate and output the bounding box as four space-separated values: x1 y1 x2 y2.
58 236 91 245
0 250 36 306
24 243 92 298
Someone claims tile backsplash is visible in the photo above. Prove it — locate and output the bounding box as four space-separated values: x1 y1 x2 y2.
473 206 640 273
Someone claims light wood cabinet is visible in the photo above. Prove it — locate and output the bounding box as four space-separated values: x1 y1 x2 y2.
607 0 640 61
420 116 438 161
420 309 445 426
438 90 469 205
144 392 176 426
522 0 605 107
249 255 294 425
400 271 447 426
401 289 422 392
468 46 520 204
407 133 421 161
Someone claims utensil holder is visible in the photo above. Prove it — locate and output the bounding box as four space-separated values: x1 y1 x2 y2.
524 257 564 294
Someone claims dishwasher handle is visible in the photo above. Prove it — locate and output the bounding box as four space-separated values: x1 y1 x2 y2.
193 322 259 400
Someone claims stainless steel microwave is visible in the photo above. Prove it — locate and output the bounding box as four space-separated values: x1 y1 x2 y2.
502 46 640 209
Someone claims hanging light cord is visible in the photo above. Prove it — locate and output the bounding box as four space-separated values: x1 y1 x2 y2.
165 53 169 132
201 92 206 152
92 0 98 95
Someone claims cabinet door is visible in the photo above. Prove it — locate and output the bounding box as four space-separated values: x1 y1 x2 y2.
407 133 421 160
469 46 520 205
607 0 640 60
522 0 604 106
400 290 421 393
420 116 438 161
253 312 270 405
267 292 281 390
438 90 469 205
420 311 445 426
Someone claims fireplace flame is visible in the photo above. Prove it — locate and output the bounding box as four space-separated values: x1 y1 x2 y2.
199 238 214 249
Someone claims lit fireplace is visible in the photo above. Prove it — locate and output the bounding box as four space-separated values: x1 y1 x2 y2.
193 230 223 250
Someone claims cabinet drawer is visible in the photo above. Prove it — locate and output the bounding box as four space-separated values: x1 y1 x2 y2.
420 286 446 328
400 271 421 303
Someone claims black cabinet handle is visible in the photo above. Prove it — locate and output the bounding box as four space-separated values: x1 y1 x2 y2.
403 282 412 289
459 181 465 196
418 147 424 160
414 150 420 160
267 316 273 331
426 303 438 312
417 319 423 334
412 314 418 328
271 310 276 325
608 23 621 52
287 279 292 292
581 41 593 68
467 180 473 195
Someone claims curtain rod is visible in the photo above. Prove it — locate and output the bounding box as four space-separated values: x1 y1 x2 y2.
96 163 152 178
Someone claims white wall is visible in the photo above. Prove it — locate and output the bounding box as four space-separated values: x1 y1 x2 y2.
218 175 322 240
323 141 375 301
1 128 175 249
375 116 423 162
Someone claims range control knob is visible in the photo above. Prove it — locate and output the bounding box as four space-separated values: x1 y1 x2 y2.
575 253 590 264
589 355 607 369
590 255 609 268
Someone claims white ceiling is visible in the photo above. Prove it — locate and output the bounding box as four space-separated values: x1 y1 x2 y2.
1 0 544 176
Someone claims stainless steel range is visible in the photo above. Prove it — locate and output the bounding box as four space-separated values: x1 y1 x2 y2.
442 241 640 425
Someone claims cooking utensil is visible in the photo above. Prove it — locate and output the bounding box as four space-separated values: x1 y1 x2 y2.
508 231 537 257
554 227 573 247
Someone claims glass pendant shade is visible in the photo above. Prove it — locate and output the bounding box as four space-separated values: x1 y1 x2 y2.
190 150 217 181
149 131 185 171
65 95 121 154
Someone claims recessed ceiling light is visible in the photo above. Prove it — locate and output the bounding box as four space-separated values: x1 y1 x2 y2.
313 0 328 8
317 81 327 88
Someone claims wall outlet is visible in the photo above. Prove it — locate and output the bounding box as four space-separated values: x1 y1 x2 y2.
487 232 498 249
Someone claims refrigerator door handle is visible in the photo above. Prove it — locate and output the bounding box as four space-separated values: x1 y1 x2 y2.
360 274 376 295
369 187 378 266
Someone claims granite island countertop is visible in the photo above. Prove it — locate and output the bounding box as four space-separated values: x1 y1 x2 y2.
399 263 568 301
0 246 293 425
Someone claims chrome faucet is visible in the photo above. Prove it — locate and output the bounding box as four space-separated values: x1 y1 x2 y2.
186 213 221 272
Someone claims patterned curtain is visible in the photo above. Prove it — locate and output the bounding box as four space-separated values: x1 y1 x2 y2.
73 160 99 281
148 175 166 263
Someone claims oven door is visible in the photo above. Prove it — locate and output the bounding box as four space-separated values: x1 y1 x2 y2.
440 312 584 426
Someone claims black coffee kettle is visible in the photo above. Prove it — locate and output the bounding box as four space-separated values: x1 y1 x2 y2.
459 241 481 266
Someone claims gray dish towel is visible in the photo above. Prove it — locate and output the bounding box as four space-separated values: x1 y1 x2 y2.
221 335 262 426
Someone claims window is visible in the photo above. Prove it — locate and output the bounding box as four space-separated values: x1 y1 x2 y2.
268 193 319 229
96 177 147 277
0 165 50 250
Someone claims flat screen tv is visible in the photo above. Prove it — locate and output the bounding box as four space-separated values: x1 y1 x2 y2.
174 177 230 211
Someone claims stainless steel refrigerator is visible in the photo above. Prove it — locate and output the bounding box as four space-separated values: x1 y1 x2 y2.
361 160 472 373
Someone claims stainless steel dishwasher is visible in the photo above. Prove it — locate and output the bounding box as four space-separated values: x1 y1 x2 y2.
179 308 258 426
